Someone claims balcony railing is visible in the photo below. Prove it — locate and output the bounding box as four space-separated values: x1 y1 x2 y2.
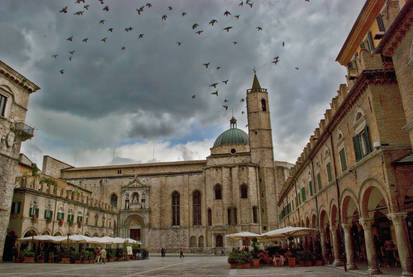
14 122 34 141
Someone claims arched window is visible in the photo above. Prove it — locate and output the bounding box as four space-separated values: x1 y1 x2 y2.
190 236 197 247
95 213 99 226
214 184 222 200
110 193 118 208
132 192 139 203
193 190 201 225
252 206 258 223
172 191 180 226
261 99 267 111
198 236 204 248
216 234 224 247
208 208 212 226
240 184 248 199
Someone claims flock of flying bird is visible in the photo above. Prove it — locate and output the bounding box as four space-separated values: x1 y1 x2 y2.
53 0 309 120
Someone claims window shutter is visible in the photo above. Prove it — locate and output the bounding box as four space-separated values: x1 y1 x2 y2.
339 149 347 171
301 187 306 202
353 135 362 161
309 181 313 196
363 126 372 154
317 173 322 190
367 32 375 51
376 15 385 32
29 208 32 217
326 163 333 183
44 210 47 219
35 208 39 217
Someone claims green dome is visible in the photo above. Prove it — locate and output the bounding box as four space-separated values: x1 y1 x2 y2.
213 128 249 147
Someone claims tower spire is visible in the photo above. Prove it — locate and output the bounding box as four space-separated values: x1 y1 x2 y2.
252 73 261 90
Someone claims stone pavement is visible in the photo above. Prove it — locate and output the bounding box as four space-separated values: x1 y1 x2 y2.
0 256 367 277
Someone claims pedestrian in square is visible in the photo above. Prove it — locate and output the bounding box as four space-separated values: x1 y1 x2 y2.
100 248 106 264
179 248 184 259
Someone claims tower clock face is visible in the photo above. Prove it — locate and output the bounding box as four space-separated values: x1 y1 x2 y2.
6 132 14 147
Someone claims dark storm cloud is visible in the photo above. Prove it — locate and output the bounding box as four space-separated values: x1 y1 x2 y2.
1 0 365 165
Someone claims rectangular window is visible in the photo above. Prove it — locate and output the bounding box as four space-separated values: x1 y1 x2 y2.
0 94 6 116
317 173 322 191
353 126 372 162
252 206 258 223
227 208 232 225
339 149 348 171
16 202 21 214
326 162 333 183
376 15 385 32
367 32 375 52
10 202 15 214
309 181 313 196
301 187 306 202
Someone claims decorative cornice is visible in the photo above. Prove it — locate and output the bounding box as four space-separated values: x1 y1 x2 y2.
278 69 397 205
375 0 413 56
336 0 386 65
0 60 40 93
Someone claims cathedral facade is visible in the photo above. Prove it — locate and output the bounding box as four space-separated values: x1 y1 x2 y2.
30 75 291 253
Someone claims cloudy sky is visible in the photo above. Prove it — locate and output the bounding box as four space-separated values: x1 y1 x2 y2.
1 0 364 167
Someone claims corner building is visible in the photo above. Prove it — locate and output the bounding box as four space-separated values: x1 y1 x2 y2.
36 75 291 254
278 1 413 276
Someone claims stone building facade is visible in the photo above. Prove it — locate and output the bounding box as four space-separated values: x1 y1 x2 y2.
0 61 39 261
277 1 413 276
17 76 292 254
3 154 116 261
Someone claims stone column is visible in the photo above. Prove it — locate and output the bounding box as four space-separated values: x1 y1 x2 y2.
320 230 327 263
387 213 413 276
331 225 344 266
342 223 357 270
359 217 381 275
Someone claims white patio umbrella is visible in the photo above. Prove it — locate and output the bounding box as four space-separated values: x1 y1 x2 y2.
260 226 317 240
225 232 261 239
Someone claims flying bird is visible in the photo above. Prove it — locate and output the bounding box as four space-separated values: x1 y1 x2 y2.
69 50 75 55
195 30 203 35
59 6 68 13
211 91 218 96
67 36 73 41
51 54 58 59
108 28 113 32
68 56 72 61
222 80 229 85
248 2 253 8
177 41 182 46
282 41 285 47
125 27 133 32
101 37 107 42
138 33 144 39
224 10 231 16
216 66 222 70
99 19 105 24
82 38 88 43
256 26 263 31
99 0 104 4
192 23 199 30
209 19 217 26
241 98 245 102
239 1 244 6
182 12 187 16
168 6 173 11
224 98 228 103
223 26 233 32
103 6 109 12
162 15 167 21
137 8 143 15
295 67 299 70
146 3 152 8
241 111 245 114
232 41 238 46
223 105 228 110
76 0 85 3
203 63 210 69
83 5 89 10
121 46 126 51
234 15 240 19
192 94 196 99
74 11 84 15
59 69 64 75
209 83 219 88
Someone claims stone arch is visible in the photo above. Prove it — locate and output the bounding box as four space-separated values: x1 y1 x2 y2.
23 229 38 237
41 230 50 235
54 232 62 236
329 199 339 226
359 178 391 218
320 209 329 229
189 236 197 247
340 189 360 224
353 107 366 125
305 216 310 227
311 213 317 228
124 214 145 242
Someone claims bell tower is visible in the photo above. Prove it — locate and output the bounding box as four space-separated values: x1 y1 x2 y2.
246 74 278 230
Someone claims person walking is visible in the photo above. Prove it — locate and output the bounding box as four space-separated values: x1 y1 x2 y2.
95 247 101 264
179 248 184 259
100 248 106 264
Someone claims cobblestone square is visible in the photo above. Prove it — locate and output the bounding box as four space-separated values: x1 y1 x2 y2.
0 256 367 277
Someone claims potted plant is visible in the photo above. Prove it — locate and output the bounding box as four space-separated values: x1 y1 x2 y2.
107 249 115 262
239 251 252 269
48 251 55 263
37 252 45 263
116 248 123 261
73 250 82 264
314 252 323 266
227 251 239 269
83 250 91 264
60 248 71 263
23 249 35 263
250 238 260 268
286 248 296 267
302 250 314 266
140 248 149 259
